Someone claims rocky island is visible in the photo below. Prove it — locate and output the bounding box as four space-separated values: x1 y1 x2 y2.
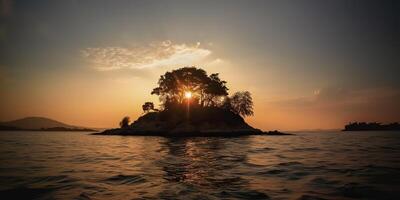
95 67 290 137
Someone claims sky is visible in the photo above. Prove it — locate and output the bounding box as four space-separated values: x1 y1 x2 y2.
0 0 399 131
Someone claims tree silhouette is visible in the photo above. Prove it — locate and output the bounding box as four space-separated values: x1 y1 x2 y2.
142 102 155 113
119 116 130 128
229 91 254 117
151 67 228 109
141 67 255 119
203 73 229 106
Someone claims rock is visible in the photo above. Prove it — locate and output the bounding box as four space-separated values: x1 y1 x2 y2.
94 108 291 137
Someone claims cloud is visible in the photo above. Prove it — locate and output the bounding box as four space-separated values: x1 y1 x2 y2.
81 40 212 71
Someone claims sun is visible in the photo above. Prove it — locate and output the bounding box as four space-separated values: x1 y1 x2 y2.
184 91 192 99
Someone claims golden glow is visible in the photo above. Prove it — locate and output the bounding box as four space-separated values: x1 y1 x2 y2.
184 91 192 99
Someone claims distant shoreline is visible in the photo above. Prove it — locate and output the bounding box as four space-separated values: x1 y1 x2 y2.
0 117 97 132
0 127 96 132
343 122 400 131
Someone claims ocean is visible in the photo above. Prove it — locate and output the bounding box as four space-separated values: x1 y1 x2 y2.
0 131 399 200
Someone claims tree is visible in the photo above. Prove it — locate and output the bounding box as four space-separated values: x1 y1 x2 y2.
230 91 254 117
202 73 229 106
151 67 229 109
222 96 233 110
119 116 130 128
142 102 155 113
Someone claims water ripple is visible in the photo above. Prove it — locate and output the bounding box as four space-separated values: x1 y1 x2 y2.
0 131 399 199
103 174 146 185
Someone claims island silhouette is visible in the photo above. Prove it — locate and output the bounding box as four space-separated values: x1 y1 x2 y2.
96 67 288 137
343 122 400 131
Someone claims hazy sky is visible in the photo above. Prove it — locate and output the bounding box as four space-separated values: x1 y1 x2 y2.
1 0 399 130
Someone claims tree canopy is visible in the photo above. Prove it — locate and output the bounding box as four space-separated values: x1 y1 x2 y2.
119 116 130 128
142 102 155 113
147 66 253 117
229 91 254 117
151 67 228 108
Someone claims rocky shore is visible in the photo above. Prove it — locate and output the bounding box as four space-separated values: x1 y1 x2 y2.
94 107 292 137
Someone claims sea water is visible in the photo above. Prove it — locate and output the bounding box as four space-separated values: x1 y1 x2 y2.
0 131 399 200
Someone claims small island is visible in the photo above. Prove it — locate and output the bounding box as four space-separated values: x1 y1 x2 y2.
343 122 400 131
95 67 289 137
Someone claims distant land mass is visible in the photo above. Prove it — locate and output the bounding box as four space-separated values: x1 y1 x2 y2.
343 122 400 131
0 117 96 132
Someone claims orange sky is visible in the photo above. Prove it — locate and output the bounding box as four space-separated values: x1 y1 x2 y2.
1 1 399 131
1 55 399 131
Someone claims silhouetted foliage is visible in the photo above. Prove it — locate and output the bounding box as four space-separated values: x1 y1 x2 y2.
229 91 254 117
142 102 155 113
344 122 400 131
151 67 228 109
203 73 228 106
136 66 255 127
222 96 233 111
119 116 130 128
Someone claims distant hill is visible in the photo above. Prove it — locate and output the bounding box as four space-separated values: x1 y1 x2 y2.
0 117 96 131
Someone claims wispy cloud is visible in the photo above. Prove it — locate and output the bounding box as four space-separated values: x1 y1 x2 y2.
81 40 212 71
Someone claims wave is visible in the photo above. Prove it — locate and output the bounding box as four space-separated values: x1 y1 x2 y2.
103 174 146 185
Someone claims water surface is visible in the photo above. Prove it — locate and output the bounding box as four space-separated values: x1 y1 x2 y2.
0 131 399 200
